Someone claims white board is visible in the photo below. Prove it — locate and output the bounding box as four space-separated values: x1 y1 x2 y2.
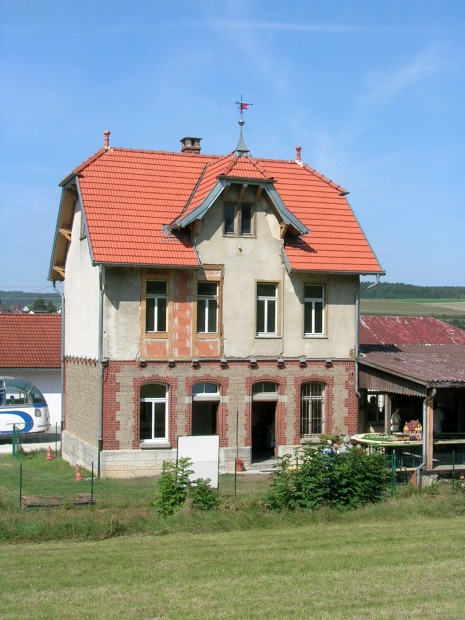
177 435 220 489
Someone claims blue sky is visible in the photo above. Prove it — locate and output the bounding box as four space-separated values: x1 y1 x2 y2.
1 0 464 294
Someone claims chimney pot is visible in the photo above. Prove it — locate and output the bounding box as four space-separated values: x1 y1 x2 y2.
180 137 201 154
104 130 110 148
295 145 302 161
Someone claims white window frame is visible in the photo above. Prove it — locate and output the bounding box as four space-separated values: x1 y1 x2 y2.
140 384 168 444
304 284 325 336
301 382 325 436
197 282 218 333
146 280 168 333
256 283 278 336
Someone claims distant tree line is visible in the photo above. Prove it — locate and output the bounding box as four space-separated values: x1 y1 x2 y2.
0 290 61 312
360 282 465 299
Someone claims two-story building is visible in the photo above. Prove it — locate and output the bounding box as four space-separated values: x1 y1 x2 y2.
49 124 383 477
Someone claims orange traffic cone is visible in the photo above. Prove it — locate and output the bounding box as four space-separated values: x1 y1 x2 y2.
74 464 84 482
46 446 54 461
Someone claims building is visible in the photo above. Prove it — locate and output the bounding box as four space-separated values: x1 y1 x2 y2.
49 121 383 477
0 313 62 429
358 315 465 470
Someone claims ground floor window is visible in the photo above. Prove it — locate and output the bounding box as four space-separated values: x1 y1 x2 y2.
301 382 325 436
140 383 168 442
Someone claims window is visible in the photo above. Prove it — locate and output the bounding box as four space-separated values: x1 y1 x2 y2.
146 281 167 332
193 382 220 398
197 282 218 333
304 284 325 336
301 383 325 435
224 203 253 236
140 383 168 442
257 283 277 336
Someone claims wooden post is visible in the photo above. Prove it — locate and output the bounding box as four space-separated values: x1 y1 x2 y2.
385 394 392 436
425 395 434 470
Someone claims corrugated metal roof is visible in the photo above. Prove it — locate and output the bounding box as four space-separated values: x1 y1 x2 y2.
360 315 465 346
359 315 465 386
52 145 383 275
0 314 61 369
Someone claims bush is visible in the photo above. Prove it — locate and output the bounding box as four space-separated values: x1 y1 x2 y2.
266 444 390 511
154 457 219 516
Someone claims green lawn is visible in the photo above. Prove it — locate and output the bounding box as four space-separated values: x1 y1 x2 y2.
2 453 465 617
1 513 465 619
360 298 465 317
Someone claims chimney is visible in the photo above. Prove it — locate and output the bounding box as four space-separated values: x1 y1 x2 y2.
104 130 110 149
180 137 201 154
295 145 302 162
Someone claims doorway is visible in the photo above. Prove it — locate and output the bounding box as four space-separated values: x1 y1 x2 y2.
252 401 276 461
192 401 218 435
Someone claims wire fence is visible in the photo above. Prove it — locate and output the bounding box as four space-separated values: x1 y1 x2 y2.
3 445 464 512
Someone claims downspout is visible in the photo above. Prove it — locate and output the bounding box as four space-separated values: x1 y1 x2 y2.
53 281 65 444
355 273 382 398
97 265 105 478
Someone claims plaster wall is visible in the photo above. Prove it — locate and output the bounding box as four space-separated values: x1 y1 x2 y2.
195 191 358 359
103 267 141 360
64 201 100 358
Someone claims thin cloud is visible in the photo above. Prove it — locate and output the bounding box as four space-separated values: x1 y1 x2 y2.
202 21 442 34
361 48 446 103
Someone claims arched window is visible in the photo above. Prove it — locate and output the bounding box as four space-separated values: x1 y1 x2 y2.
140 383 168 442
301 383 325 436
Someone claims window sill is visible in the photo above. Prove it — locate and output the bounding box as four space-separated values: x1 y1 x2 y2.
140 441 171 449
304 334 327 339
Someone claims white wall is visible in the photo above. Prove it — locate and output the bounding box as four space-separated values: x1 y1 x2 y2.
64 200 100 359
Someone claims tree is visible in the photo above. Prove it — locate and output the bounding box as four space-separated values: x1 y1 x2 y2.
32 298 47 312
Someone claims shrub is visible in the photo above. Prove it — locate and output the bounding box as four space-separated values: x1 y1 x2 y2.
154 457 219 516
266 443 390 511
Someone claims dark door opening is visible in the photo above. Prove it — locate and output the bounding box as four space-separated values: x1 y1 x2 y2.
252 402 276 461
192 401 218 435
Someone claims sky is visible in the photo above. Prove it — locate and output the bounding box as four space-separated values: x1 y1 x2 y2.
1 0 464 295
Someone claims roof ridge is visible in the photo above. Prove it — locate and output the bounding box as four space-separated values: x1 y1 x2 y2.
298 162 348 195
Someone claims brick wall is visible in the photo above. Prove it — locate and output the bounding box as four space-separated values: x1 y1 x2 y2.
101 358 356 451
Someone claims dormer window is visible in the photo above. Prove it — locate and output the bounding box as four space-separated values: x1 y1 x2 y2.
224 203 254 236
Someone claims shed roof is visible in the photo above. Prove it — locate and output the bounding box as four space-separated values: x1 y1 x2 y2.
0 314 61 369
359 316 465 387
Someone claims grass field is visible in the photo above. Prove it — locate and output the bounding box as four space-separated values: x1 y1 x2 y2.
2 453 465 617
360 298 465 318
2 508 465 619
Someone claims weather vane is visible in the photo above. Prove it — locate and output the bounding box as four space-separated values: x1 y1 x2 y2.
234 95 253 119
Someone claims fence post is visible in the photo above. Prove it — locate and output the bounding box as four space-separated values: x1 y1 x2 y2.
12 424 19 459
91 462 94 505
19 463 23 509
391 452 397 496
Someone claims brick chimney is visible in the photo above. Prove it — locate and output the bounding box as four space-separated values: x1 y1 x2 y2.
180 137 201 154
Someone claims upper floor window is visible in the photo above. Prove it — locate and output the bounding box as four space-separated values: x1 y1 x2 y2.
146 281 167 332
301 382 325 436
257 283 277 336
224 203 253 236
197 282 218 333
304 284 325 336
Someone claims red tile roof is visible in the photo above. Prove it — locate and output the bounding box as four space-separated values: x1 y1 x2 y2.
59 145 383 274
0 314 61 369
359 316 465 386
